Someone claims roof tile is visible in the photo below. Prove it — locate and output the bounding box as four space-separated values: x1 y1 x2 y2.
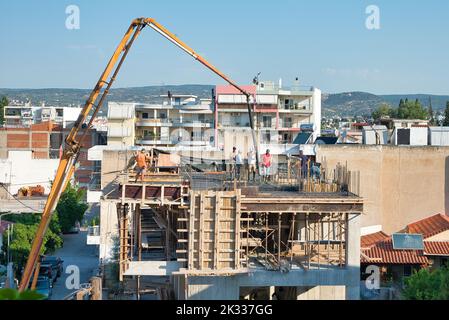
406 214 449 239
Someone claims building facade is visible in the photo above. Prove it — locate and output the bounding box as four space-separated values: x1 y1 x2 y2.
3 105 82 128
106 95 215 148
216 80 321 156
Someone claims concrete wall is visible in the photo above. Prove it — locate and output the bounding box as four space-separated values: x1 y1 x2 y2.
0 150 59 196
101 150 135 195
427 230 449 241
297 286 345 300
99 201 119 262
316 145 449 233
179 267 360 300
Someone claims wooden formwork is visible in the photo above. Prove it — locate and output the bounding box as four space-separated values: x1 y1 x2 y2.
178 190 241 272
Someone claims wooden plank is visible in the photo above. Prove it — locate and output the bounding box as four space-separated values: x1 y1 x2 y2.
188 193 195 270
213 194 221 269
198 192 204 269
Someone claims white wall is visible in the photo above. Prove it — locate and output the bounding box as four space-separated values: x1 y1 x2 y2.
0 151 59 195
62 107 82 128
312 88 322 142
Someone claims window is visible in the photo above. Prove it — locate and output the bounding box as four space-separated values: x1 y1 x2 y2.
262 116 272 128
142 113 149 119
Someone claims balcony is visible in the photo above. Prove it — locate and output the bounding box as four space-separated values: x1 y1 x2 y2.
20 109 33 118
4 110 21 118
174 103 213 111
135 136 173 145
136 119 172 127
279 104 312 114
135 103 173 110
172 120 212 128
217 120 251 128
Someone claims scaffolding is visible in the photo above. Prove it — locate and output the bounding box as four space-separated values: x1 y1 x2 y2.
106 154 363 298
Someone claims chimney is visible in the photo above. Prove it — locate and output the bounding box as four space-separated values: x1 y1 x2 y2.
278 78 282 89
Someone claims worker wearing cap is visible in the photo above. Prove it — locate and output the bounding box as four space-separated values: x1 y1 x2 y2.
135 148 149 183
261 149 272 183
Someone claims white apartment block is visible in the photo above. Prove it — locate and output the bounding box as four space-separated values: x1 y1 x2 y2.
105 80 321 156
3 104 82 128
106 95 215 148
216 79 321 156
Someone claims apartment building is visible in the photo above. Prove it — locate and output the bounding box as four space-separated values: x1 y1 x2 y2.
3 104 82 128
107 95 215 148
216 79 321 156
105 80 321 156
0 120 106 190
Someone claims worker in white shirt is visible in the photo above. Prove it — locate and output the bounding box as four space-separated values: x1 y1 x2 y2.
235 150 244 181
247 147 257 182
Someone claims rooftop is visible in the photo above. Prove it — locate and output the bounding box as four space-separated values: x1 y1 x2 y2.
405 213 449 239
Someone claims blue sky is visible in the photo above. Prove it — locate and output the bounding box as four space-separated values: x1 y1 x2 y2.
0 0 448 94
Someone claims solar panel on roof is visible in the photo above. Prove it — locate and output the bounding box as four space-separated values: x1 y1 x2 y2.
392 233 424 250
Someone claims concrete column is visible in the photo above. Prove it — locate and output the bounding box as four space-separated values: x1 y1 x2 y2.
345 213 361 300
269 286 275 300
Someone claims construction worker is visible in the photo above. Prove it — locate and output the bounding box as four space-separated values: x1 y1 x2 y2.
299 150 308 179
135 148 149 183
235 150 243 181
261 149 272 183
229 146 237 180
247 147 257 182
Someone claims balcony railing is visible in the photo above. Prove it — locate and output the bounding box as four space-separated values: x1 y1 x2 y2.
280 104 312 113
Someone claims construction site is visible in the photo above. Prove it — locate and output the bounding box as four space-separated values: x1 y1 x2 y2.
3 17 363 301
97 149 363 300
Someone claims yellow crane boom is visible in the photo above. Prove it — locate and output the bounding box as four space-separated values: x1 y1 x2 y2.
19 17 259 291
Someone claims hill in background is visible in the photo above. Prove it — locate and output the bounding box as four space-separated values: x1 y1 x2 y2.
1 86 448 118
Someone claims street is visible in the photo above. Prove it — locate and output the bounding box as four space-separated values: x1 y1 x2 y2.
50 230 98 300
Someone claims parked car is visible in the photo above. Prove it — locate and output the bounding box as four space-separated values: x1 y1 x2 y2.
30 276 52 300
39 263 57 285
41 256 64 278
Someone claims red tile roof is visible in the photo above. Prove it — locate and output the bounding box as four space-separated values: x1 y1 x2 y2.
423 241 449 256
406 214 449 239
361 240 428 265
361 231 390 248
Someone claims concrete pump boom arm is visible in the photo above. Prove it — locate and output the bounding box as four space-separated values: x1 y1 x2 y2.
19 17 259 291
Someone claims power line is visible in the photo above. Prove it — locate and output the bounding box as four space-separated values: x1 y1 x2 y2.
0 183 41 213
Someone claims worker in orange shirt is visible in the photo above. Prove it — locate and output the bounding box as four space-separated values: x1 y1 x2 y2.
261 149 272 183
135 148 150 183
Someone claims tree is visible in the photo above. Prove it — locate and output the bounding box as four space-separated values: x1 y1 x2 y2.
3 223 62 270
402 267 449 300
372 103 394 120
428 97 435 125
0 288 45 300
444 101 449 126
0 96 8 125
397 99 428 120
55 183 88 233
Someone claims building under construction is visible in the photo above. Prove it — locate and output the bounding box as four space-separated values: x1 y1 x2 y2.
95 148 363 300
